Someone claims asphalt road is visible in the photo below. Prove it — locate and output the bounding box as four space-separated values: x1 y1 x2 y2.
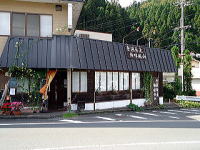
0 108 200 150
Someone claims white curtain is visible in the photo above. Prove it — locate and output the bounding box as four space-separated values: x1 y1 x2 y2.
124 73 129 90
72 72 79 92
100 72 107 91
80 72 87 92
107 72 113 91
0 12 10 35
40 15 52 37
113 72 119 91
95 72 100 91
132 73 140 90
119 72 124 90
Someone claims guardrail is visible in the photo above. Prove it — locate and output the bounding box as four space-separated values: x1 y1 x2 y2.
176 95 200 102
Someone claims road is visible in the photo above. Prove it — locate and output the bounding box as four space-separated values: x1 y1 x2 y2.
0 108 200 150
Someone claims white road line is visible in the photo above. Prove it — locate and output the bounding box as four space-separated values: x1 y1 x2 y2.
136 112 159 117
0 120 199 126
96 116 116 121
168 110 200 114
59 120 83 123
115 114 123 116
33 141 200 150
129 115 147 120
168 116 180 119
159 111 176 115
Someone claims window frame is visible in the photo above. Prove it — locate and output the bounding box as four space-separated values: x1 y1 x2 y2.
95 71 130 92
72 71 88 93
0 11 53 37
132 72 141 90
0 11 11 36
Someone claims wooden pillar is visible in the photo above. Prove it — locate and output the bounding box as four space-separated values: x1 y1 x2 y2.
130 72 133 104
67 69 72 104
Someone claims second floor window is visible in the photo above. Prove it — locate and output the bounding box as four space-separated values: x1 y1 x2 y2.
0 12 52 37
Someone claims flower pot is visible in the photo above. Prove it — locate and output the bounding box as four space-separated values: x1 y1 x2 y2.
13 111 22 116
4 111 11 115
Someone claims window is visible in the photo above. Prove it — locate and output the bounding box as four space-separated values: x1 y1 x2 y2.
107 72 113 91
12 13 25 36
72 72 87 92
113 72 119 90
79 34 90 39
0 12 10 35
95 72 106 92
27 14 40 36
40 15 53 37
132 73 140 90
119 72 129 91
0 12 52 37
95 72 129 92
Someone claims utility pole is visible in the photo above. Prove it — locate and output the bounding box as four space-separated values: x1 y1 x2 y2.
175 0 191 92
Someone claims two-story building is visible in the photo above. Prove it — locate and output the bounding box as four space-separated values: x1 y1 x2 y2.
0 0 176 111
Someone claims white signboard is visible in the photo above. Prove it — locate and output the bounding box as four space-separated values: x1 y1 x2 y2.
10 88 16 96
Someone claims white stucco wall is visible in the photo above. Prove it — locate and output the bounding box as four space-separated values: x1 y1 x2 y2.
75 30 113 42
71 99 146 111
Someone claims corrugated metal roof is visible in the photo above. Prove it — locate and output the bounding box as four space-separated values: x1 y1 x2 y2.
0 36 177 72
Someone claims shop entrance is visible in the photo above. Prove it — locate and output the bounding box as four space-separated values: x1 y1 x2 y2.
48 71 67 110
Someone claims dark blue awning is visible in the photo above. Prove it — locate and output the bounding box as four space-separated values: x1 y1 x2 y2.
0 36 177 73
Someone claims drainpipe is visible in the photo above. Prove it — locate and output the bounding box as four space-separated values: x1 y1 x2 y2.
68 3 73 31
67 69 72 106
130 72 133 104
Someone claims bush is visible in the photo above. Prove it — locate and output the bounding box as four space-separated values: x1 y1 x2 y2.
128 103 144 111
163 83 176 101
176 100 200 108
181 90 196 96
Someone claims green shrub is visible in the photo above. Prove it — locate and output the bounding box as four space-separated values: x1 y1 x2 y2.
128 103 144 111
63 113 78 118
163 83 176 101
181 90 196 96
176 100 200 108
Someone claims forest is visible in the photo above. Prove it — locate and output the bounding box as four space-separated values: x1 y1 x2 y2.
77 0 200 53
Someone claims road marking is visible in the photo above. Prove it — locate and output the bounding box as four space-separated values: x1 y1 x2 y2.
33 141 200 150
168 110 200 114
96 116 116 121
168 116 180 119
136 112 159 117
59 120 83 123
159 111 176 115
115 114 123 116
0 120 199 126
129 115 147 120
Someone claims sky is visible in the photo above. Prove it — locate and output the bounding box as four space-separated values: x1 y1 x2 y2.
107 0 142 8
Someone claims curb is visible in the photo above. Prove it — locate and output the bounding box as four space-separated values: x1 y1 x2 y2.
0 104 181 119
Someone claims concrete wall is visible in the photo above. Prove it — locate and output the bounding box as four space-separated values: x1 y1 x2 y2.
0 0 83 56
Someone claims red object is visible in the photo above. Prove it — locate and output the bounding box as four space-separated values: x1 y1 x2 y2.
196 91 200 96
6 96 10 101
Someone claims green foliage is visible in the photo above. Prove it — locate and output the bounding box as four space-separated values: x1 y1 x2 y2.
63 113 78 118
183 49 193 93
163 83 176 101
143 72 153 102
8 40 46 107
177 100 200 108
128 103 144 111
78 0 200 52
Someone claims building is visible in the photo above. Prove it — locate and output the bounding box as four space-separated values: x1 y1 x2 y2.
0 0 176 111
164 58 200 96
75 30 113 42
191 59 200 96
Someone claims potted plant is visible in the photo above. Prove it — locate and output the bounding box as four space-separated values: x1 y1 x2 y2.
11 102 23 115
